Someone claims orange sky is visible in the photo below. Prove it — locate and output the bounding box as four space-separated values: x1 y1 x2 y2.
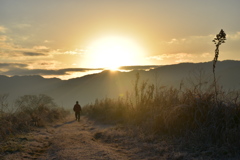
0 0 240 79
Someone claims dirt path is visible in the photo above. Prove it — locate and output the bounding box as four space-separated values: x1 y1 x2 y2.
40 115 132 160
2 115 237 160
2 115 137 160
2 114 193 160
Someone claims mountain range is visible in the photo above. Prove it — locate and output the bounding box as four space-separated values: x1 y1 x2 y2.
1 60 239 109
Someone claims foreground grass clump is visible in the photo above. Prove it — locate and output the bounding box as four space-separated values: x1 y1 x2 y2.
0 94 69 141
83 75 240 157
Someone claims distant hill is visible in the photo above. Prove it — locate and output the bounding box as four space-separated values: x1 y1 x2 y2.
1 60 239 109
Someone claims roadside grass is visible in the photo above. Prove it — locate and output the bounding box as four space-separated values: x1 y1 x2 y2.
83 73 240 159
0 94 69 143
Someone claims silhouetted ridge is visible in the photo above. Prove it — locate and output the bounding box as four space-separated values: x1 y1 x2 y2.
0 60 239 108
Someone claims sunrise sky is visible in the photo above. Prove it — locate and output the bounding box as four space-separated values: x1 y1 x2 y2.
0 0 240 79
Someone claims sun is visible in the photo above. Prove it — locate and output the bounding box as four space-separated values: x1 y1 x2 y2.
84 36 145 70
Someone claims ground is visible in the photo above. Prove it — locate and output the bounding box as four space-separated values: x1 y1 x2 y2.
1 114 221 160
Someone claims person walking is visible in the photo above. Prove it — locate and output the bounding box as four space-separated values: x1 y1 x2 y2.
73 101 82 122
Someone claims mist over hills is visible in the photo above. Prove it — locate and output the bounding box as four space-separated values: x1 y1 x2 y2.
1 60 239 109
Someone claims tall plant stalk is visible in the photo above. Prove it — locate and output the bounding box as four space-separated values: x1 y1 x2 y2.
212 29 226 104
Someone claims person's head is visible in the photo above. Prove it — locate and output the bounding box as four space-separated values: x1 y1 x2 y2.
76 101 78 104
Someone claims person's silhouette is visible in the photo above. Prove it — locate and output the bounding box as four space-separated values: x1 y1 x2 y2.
73 101 82 122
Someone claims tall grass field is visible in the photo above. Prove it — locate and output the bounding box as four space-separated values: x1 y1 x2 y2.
83 71 240 157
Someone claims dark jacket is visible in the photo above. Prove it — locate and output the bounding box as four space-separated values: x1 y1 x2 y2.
73 104 81 112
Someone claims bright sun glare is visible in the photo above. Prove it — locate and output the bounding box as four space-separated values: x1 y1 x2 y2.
85 36 145 70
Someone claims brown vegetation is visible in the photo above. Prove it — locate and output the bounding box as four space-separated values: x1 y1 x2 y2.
0 94 69 142
83 72 240 158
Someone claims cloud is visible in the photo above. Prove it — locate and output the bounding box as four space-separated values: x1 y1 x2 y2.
22 52 46 56
160 35 213 54
119 65 161 71
64 48 86 55
147 52 212 65
0 35 8 42
33 45 50 52
0 63 28 68
151 31 240 65
39 62 54 66
44 40 53 43
167 38 179 44
147 54 172 60
1 67 103 76
161 31 240 56
147 55 164 61
228 32 240 40
0 26 7 33
0 34 49 58
0 63 28 73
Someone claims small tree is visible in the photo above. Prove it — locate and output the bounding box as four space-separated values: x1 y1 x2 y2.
212 29 226 103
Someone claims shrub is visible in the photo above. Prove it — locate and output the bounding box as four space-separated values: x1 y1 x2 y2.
0 94 69 141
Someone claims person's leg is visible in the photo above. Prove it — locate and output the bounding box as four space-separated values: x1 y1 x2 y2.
77 112 80 121
75 112 77 120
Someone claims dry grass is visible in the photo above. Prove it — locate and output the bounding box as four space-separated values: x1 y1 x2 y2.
0 94 69 142
83 73 240 159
